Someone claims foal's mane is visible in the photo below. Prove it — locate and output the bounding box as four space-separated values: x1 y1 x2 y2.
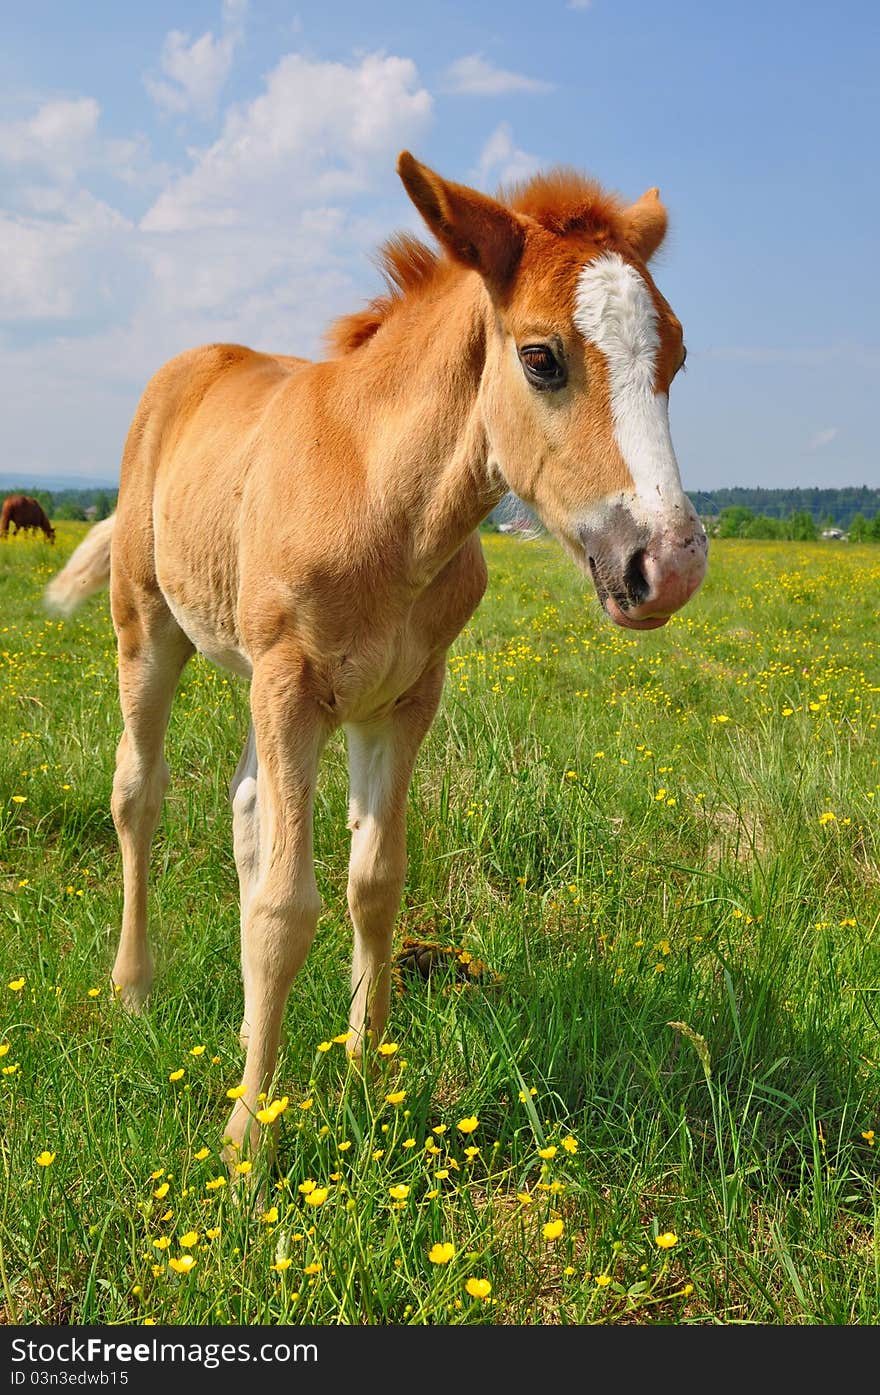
325 169 629 357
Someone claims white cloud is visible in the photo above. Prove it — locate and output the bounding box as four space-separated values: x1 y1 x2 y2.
142 50 432 232
474 122 541 189
808 427 838 450
0 98 100 178
444 54 554 96
567 1 593 10
146 0 247 120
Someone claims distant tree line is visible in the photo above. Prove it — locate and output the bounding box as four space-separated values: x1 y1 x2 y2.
691 486 880 531
1 487 117 522
712 505 880 541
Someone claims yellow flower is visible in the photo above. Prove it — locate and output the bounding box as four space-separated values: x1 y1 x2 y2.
401 1138 416 1150
518 1087 537 1102
8 978 25 992
819 812 836 825
193 1147 210 1161
595 1274 611 1287
317 1041 331 1052
389 1184 410 1201
332 1031 352 1044
87 988 101 998
432 1124 447 1135
542 1219 564 1241
190 1045 206 1056
152 1237 171 1250
337 1140 352 1152
378 1042 399 1056
435 1168 449 1180
256 1095 289 1124
168 1255 196 1274
428 1242 455 1265
153 1182 170 1199
272 1258 293 1272
36 1151 55 1167
861 1130 875 1146
205 1227 221 1240
179 1231 199 1247
168 1069 184 1082
11 795 27 804
385 1090 406 1105
655 1231 679 1250
517 1191 533 1206
303 1262 321 1276
456 1116 478 1134
560 1136 578 1155
465 1277 492 1300
205 1177 226 1191
538 1145 557 1160
298 1179 316 1195
464 1146 480 1160
261 1206 279 1224
0 1044 8 1057
304 1187 328 1207
226 1084 246 1099
234 1161 252 1175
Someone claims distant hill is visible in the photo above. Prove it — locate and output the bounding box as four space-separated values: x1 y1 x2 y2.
0 473 118 492
689 487 880 530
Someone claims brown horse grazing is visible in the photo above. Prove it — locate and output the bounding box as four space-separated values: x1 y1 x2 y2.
45 152 707 1162
2 494 55 542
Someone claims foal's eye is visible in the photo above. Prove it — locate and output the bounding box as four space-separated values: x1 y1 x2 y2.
518 343 567 390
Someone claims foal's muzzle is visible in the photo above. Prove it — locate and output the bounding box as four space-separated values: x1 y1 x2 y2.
580 506 708 631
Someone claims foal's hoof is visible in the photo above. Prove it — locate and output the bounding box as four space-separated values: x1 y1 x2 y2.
111 979 152 1012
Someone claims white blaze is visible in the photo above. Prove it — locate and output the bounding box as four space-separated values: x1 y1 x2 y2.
573 252 687 521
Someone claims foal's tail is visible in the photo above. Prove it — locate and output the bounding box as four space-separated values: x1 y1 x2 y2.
44 513 115 617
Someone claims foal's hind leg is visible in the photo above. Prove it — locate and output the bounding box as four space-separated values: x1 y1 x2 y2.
345 662 445 1054
110 589 193 1009
230 723 259 1048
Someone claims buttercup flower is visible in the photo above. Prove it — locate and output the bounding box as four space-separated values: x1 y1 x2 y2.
168 1255 196 1274
428 1242 455 1264
542 1219 564 1241
655 1232 679 1250
465 1278 492 1299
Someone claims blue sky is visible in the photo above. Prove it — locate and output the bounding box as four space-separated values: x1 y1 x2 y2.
2 0 877 489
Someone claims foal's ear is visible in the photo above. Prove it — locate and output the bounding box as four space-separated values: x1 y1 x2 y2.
397 151 525 292
620 187 668 262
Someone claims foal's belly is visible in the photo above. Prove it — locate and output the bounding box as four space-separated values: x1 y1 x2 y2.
162 590 253 678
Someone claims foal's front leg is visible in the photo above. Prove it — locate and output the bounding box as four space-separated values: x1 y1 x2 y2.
345 662 445 1053
223 657 329 1160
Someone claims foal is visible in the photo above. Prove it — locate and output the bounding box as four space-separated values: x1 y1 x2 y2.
47 152 707 1159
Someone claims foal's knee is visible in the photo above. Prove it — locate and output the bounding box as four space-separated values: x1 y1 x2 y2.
111 749 169 833
246 887 322 987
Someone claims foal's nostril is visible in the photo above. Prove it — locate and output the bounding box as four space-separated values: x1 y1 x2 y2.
623 548 650 606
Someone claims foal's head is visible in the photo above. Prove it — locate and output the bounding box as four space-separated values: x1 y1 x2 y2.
398 152 707 630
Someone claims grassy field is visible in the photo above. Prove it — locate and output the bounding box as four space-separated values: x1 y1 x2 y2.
1 522 879 1326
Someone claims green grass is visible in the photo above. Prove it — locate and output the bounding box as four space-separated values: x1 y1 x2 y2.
1 523 879 1325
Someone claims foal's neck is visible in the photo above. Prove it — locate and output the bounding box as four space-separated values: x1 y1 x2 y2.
331 269 506 583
